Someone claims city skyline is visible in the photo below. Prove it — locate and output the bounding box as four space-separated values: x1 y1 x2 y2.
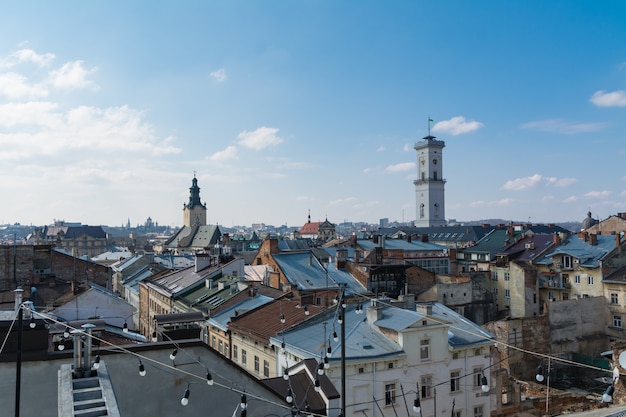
1 1 626 228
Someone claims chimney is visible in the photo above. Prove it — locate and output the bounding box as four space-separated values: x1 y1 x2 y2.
195 253 212 272
421 234 428 243
407 234 412 243
590 233 597 246
373 235 379 244
616 234 622 247
336 249 348 269
398 293 415 310
416 303 433 316
553 233 561 246
366 300 384 323
507 225 514 238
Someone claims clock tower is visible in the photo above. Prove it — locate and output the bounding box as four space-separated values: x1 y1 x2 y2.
414 131 446 227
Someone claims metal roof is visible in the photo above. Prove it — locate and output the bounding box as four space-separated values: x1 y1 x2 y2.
272 252 367 295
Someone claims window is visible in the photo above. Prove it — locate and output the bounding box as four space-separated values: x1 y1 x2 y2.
588 275 594 285
492 271 498 281
421 375 432 398
242 349 247 366
388 362 394 369
493 288 498 295
254 356 260 373
505 289 510 298
211 336 217 349
385 383 397 405
474 367 483 388
450 371 461 392
562 256 572 269
474 405 484 417
474 348 482 356
453 411 462 417
420 339 430 360
218 340 223 354
574 275 581 284
263 360 270 377
504 272 510 281
233 345 238 360
612 293 619 304
358 367 364 374
224 343 229 358
614 315 622 328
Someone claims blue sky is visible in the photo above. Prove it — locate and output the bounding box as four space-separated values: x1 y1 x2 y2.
1 1 625 228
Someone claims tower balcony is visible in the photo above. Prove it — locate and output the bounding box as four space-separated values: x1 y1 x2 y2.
414 178 447 186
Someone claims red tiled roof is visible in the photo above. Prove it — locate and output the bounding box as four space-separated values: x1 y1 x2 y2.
228 298 326 343
299 222 321 235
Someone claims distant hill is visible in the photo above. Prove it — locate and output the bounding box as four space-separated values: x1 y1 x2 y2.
456 219 580 233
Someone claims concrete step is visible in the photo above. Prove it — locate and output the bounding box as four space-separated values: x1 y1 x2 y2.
73 386 103 402
74 397 106 411
72 405 109 417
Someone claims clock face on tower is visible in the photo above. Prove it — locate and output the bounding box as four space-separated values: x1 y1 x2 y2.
420 159 425 165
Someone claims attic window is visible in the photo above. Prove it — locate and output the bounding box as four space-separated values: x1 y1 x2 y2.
363 345 374 350
422 320 427 326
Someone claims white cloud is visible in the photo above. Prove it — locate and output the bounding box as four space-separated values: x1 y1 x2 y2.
0 104 181 162
501 174 543 191
403 144 412 152
502 174 577 191
48 60 98 90
209 145 238 161
2 48 55 68
385 162 415 173
237 126 284 150
521 119 605 134
432 116 483 136
209 68 227 83
590 90 626 107
583 190 611 198
0 72 48 99
545 177 577 187
377 146 385 152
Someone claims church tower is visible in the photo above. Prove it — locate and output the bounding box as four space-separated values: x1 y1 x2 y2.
183 174 207 227
414 125 446 227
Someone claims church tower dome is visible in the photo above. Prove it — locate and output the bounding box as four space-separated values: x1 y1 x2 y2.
183 174 207 227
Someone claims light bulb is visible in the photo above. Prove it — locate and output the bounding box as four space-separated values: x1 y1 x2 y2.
333 331 338 342
139 361 146 376
206 371 214 385
314 379 321 392
481 375 489 392
151 331 157 343
93 355 100 370
327 346 332 358
63 327 70 338
280 313 285 324
413 398 421 413
29 317 36 328
240 393 247 409
123 322 129 333
181 387 190 406
286 388 293 403
170 349 178 361
58 341 65 351
324 356 329 369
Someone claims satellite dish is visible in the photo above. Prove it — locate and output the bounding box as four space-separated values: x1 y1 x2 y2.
619 351 626 369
